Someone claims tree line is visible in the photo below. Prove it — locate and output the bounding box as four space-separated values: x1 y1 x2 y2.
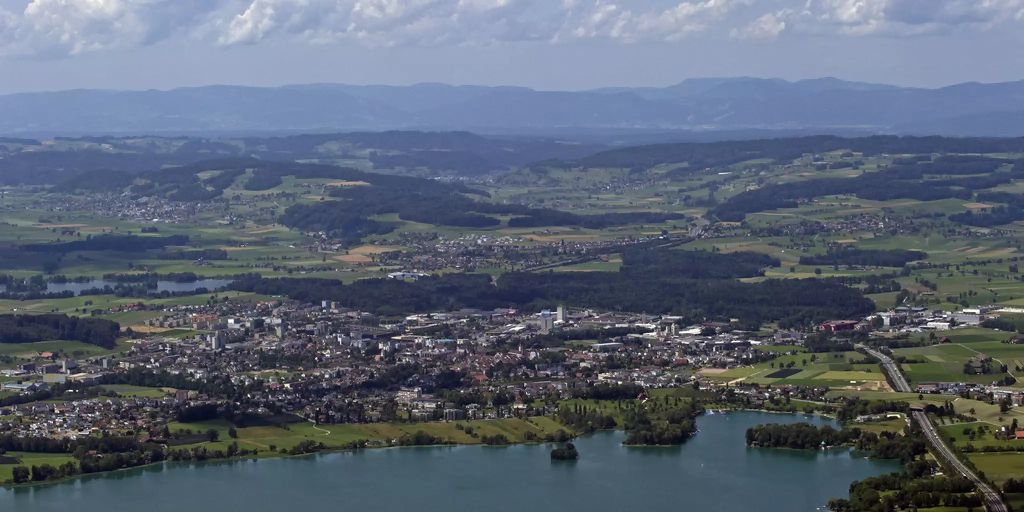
0 313 119 348
229 248 874 328
799 247 926 268
23 234 190 253
746 422 925 462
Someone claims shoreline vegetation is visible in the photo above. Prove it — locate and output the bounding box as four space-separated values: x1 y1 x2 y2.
1 381 870 489
1 405 844 490
2 381 917 493
744 422 991 511
0 423 563 489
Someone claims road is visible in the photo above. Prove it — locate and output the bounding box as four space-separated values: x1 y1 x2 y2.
858 344 1008 512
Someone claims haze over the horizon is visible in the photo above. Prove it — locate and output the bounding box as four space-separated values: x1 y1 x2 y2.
0 0 1022 94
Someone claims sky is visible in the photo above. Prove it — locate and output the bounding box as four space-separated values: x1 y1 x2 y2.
0 0 1022 94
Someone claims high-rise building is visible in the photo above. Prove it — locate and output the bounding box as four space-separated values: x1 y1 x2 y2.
538 310 555 333
209 330 228 350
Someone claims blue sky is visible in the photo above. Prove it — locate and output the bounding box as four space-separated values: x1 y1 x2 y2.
0 0 1021 93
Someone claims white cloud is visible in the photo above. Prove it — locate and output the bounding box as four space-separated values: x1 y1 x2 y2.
790 0 1024 38
557 0 745 43
0 0 1020 57
731 10 787 40
216 0 540 47
217 0 315 46
0 0 216 56
721 0 1024 41
216 0 749 47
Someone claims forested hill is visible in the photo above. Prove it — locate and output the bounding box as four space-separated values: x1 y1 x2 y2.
55 156 479 198
565 135 1024 170
709 154 1022 221
230 248 873 328
3 78 1024 135
0 131 603 185
6 133 1024 187
55 158 684 245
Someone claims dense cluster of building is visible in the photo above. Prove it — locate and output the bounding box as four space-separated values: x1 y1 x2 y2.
0 295 789 438
16 192 224 225
3 287 1022 443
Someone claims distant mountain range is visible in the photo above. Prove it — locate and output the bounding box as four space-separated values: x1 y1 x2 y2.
2 77 1023 137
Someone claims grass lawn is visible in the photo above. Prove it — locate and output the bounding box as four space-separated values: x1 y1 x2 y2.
0 452 77 483
754 344 805 353
1007 494 1024 512
951 397 1024 425
551 256 623 272
854 417 909 435
0 339 132 365
99 384 172 398
0 291 271 317
168 417 573 454
967 452 1024 485
826 390 952 408
936 421 1015 450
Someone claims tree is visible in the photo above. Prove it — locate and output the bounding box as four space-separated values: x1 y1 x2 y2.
1000 397 1012 413
11 466 29 484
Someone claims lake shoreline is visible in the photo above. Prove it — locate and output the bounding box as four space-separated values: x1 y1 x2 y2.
2 408 850 490
1 411 901 512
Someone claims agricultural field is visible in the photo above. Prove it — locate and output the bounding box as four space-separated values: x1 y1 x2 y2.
892 328 1024 387
0 138 1022 325
3 133 1024 511
702 350 888 390
967 452 1024 485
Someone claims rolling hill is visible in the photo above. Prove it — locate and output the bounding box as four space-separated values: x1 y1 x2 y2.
1 78 1023 136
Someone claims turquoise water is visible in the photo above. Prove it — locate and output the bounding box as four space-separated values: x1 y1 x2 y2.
0 411 899 511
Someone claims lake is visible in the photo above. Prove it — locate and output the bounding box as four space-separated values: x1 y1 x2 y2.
44 278 233 295
0 411 900 512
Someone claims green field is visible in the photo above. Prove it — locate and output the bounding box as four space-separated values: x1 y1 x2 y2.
0 339 133 364
894 335 1024 387
967 452 1024 485
99 385 172 398
0 452 77 482
825 390 951 408
167 416 573 455
703 350 888 389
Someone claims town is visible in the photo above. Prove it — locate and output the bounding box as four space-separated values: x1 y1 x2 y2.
4 292 1023 447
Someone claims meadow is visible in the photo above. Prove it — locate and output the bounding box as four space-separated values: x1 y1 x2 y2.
702 349 888 389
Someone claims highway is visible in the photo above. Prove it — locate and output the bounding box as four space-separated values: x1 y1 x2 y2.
858 344 1008 512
